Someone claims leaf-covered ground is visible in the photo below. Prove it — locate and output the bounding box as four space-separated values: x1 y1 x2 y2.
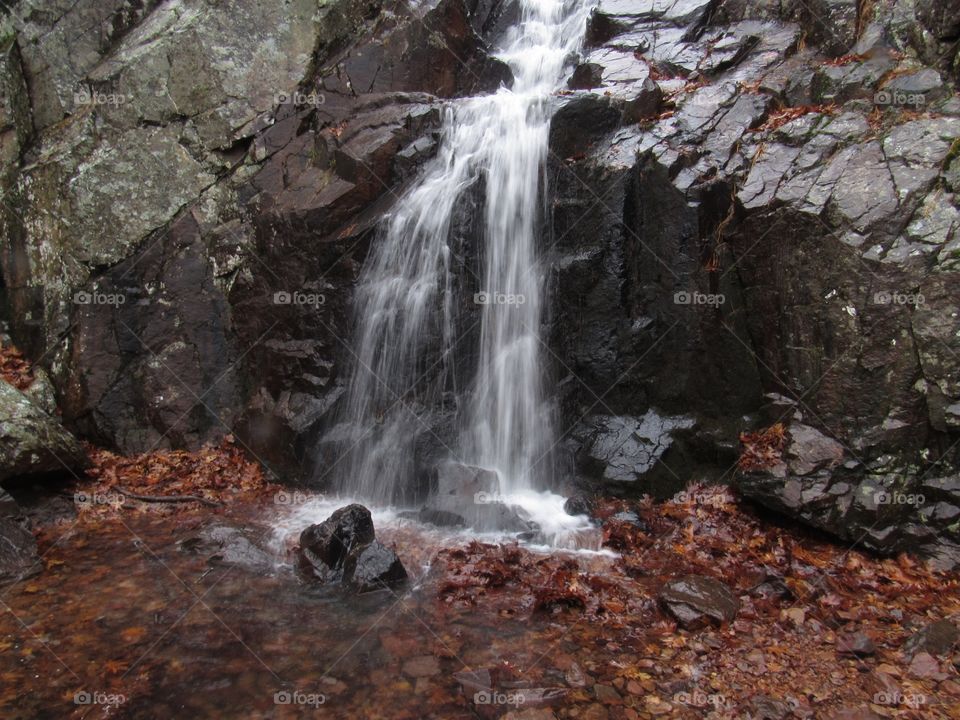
0 439 958 718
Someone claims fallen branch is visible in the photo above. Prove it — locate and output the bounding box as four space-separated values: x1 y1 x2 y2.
115 487 222 507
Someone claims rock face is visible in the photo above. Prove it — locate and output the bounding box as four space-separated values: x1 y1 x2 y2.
298 504 406 592
543 0 960 561
0 381 87 482
0 0 501 479
0 0 958 560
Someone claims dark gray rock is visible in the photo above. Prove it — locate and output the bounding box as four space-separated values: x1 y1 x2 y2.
622 78 663 123
297 504 407 592
0 381 87 483
904 620 960 658
0 489 38 584
569 63 604 90
346 539 408 593
299 504 376 572
180 524 275 573
549 94 622 158
419 462 538 533
659 575 740 628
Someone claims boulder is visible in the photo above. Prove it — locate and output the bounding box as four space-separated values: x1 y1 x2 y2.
0 381 87 483
0 489 38 584
347 540 408 593
299 504 375 571
417 462 538 534
659 575 739 629
297 504 407 592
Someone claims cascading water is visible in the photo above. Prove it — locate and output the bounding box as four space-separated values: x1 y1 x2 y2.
329 0 595 529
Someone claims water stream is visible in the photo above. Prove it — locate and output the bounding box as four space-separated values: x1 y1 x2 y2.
327 0 594 537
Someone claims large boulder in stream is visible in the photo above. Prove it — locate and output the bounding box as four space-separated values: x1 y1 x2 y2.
298 504 407 592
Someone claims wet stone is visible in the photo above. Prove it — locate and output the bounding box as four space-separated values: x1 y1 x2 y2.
659 575 740 628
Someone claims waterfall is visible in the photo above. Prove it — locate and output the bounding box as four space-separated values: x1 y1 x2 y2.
330 0 593 506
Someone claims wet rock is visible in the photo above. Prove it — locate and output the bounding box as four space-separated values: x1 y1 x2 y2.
573 412 695 494
0 490 38 584
299 504 375 571
420 462 537 533
181 524 275 573
563 494 596 517
659 575 739 629
297 504 406 591
0 381 87 483
903 620 959 658
836 632 876 657
622 78 663 123
346 539 408 593
568 63 604 90
785 424 846 476
549 94 622 158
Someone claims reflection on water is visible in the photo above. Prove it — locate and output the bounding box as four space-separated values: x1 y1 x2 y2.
0 495 619 719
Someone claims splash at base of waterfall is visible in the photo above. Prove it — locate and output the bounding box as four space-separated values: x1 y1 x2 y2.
269 491 613 557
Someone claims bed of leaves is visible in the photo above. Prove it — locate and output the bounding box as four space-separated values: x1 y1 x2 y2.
0 341 35 390
427 485 960 718
79 436 267 511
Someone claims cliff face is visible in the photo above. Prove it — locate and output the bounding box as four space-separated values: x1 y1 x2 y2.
0 0 958 563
